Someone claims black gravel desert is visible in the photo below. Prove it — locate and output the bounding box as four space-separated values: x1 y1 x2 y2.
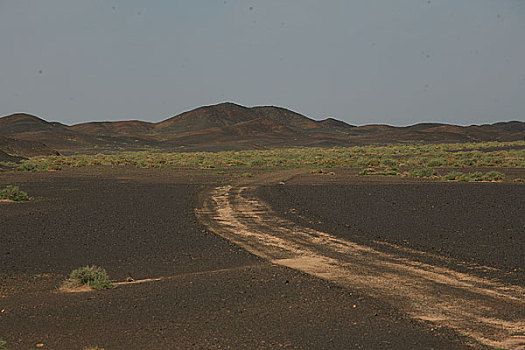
3 1 525 348
0 166 524 350
1 104 525 350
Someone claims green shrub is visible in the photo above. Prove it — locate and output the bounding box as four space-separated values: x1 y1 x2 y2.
443 171 464 181
482 171 506 181
427 158 446 167
407 168 436 178
1 141 522 172
358 168 376 175
16 160 37 172
249 159 265 167
469 171 485 181
378 170 399 176
444 171 506 182
0 339 7 350
0 185 30 201
64 266 114 290
380 158 397 167
456 174 470 182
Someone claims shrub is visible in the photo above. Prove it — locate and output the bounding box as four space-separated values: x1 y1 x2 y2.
16 161 37 172
0 185 30 201
443 171 464 181
378 169 399 176
469 171 485 181
0 339 7 350
482 171 506 181
456 174 470 182
427 158 446 167
358 168 376 175
64 266 114 290
407 168 436 178
444 171 506 182
249 159 265 167
380 158 397 167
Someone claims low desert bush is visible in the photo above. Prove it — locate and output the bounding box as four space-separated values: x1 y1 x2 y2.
407 168 436 178
482 171 506 181
2 141 523 172
443 171 506 182
0 185 30 201
358 168 376 175
466 171 484 181
16 160 37 172
443 171 464 181
380 157 398 167
64 266 114 290
358 168 398 176
426 157 446 167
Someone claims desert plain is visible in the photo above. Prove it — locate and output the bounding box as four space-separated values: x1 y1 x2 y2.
0 106 524 349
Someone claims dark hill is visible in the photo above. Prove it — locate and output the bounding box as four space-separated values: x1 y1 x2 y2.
0 135 59 158
250 106 320 130
0 104 523 153
156 103 257 133
70 120 155 135
318 118 355 129
490 121 525 133
0 113 68 134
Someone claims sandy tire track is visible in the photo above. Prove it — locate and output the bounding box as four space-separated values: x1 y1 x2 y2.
197 183 525 349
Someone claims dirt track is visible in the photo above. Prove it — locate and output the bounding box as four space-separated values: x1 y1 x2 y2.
1 168 524 349
257 181 525 284
198 180 525 349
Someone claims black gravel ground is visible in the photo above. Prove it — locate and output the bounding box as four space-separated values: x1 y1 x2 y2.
257 182 525 285
3 265 469 349
0 170 484 349
1 179 253 280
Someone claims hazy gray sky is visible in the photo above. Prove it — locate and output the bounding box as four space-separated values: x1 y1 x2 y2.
1 1 524 126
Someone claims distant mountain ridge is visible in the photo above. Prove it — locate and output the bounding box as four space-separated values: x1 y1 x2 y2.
0 103 523 157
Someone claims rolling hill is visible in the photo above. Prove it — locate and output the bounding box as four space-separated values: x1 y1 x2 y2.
0 103 523 157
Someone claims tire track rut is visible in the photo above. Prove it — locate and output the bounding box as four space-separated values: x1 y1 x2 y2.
196 184 525 349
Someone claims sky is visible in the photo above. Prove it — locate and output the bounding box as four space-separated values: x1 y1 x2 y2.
1 0 524 126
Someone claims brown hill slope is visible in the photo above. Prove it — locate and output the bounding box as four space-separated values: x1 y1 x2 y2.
156 103 354 135
70 120 155 135
156 103 258 133
0 149 23 162
0 113 68 134
0 135 59 158
0 103 523 153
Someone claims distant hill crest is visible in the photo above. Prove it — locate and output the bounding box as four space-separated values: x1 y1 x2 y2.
0 103 523 156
